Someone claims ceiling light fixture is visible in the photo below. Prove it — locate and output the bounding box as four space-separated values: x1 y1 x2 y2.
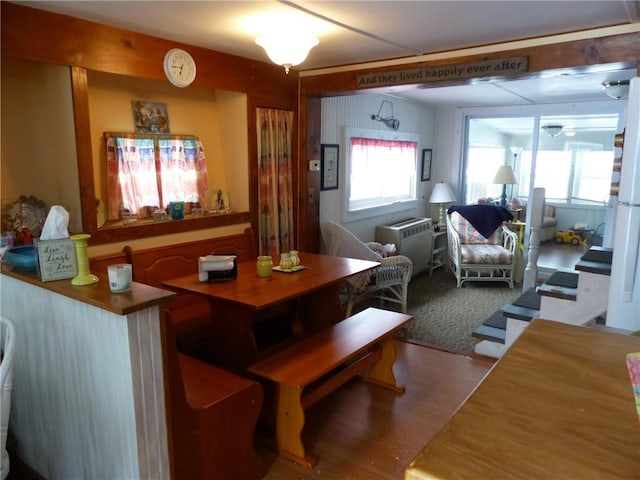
601 79 630 100
255 34 318 74
541 124 564 137
371 100 400 130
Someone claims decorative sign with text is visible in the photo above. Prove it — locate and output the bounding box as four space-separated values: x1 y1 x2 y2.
356 57 528 89
36 239 78 282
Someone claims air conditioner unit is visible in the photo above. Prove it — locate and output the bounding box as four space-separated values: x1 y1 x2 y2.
375 217 433 277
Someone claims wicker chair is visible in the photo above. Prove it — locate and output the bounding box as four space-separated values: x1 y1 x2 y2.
321 221 413 317
1 316 16 480
446 206 518 288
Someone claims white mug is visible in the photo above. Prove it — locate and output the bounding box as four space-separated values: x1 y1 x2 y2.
107 263 132 293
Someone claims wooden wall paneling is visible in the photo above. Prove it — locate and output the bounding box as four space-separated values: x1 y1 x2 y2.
1 2 298 247
0 3 298 96
299 33 640 96
300 96 322 253
70 67 96 234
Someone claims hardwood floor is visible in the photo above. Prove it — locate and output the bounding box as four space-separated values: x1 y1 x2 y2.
7 341 493 480
537 241 588 271
260 341 494 479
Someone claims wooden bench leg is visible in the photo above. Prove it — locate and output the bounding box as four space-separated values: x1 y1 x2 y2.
362 338 405 394
275 383 318 468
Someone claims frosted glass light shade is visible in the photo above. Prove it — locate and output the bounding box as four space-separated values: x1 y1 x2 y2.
602 80 629 100
256 35 319 73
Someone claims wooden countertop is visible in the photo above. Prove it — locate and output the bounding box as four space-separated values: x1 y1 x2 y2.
406 319 640 480
2 266 176 316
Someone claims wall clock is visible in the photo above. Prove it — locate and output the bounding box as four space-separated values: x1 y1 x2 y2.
163 48 196 87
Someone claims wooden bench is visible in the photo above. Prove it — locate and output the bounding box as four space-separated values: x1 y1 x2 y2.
162 312 264 480
248 307 412 468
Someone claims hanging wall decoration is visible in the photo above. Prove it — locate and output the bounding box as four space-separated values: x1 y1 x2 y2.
321 144 339 190
421 149 432 182
131 101 170 134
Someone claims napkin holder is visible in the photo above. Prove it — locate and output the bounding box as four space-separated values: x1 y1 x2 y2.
198 254 237 282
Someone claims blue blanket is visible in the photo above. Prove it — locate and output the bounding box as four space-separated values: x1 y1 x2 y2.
447 204 513 239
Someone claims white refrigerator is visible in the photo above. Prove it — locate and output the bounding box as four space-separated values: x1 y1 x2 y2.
606 76 640 331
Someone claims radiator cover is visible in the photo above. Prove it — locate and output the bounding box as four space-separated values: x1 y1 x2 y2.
375 217 433 276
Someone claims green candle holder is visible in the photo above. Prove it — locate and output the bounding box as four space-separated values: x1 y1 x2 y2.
70 233 99 285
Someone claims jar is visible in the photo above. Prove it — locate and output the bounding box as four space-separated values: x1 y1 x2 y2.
289 250 300 268
256 256 273 278
279 252 292 270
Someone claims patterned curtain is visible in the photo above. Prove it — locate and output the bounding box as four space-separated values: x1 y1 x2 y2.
157 137 209 205
256 108 294 256
106 135 159 219
105 133 209 220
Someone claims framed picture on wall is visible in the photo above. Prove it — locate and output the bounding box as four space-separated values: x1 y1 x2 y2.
421 149 432 182
321 144 339 190
131 100 170 134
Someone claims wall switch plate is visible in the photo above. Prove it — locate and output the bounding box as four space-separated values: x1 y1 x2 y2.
309 160 320 171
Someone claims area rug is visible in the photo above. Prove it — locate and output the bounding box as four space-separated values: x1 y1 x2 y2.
395 268 522 356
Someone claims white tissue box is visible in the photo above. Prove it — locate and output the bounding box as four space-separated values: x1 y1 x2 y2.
198 254 237 282
36 239 78 282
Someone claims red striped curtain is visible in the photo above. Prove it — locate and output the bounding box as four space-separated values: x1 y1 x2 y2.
256 108 294 256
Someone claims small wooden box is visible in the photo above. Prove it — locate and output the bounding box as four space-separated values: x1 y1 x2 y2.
36 239 78 282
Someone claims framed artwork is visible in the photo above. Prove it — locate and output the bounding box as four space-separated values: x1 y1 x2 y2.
421 148 432 182
36 239 78 282
321 144 339 190
131 101 170 134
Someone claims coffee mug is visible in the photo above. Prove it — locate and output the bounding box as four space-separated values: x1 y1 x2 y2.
108 263 132 293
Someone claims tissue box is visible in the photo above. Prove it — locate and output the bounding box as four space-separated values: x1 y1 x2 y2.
36 239 78 282
198 254 237 282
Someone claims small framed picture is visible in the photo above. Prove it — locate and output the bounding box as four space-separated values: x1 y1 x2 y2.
321 144 339 191
131 100 170 134
36 239 78 282
421 148 432 182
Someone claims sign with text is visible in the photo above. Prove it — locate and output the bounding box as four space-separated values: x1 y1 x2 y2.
36 239 78 282
356 57 528 88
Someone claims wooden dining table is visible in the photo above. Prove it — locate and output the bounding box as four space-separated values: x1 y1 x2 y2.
406 318 640 480
163 252 379 369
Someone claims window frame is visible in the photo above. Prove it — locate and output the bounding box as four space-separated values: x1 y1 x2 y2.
343 127 420 222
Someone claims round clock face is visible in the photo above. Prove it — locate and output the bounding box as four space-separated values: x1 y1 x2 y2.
163 48 196 87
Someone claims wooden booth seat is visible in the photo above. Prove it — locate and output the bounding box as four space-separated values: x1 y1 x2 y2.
248 307 412 468
124 228 255 361
162 310 264 480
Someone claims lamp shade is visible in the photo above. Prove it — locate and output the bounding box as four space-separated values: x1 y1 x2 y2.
493 165 517 185
429 182 457 204
256 35 319 73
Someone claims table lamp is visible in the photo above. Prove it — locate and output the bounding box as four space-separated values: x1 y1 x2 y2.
493 165 517 207
429 182 457 226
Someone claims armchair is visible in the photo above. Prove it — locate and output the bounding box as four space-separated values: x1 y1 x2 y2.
446 205 518 288
321 221 413 317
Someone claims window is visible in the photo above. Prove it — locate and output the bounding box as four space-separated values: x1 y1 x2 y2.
105 133 209 220
463 112 618 207
533 141 612 204
465 145 505 204
345 129 418 219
